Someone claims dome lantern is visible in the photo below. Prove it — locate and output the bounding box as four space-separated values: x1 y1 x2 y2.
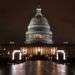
35 8 42 16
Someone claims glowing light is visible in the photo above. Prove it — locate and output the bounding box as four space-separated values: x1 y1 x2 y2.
19 53 22 60
12 50 22 60
56 64 67 74
51 47 56 55
4 48 6 51
40 47 43 54
10 41 14 44
11 63 26 75
35 47 43 55
34 34 43 39
7 51 10 55
36 61 41 75
37 47 41 52
21 48 27 55
56 50 66 60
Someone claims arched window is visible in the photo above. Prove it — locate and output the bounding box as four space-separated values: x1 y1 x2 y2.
12 50 22 60
56 50 66 60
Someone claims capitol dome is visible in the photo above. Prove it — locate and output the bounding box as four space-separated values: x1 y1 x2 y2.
28 8 50 32
25 7 53 44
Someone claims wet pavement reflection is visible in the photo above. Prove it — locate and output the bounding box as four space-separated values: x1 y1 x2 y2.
0 61 75 75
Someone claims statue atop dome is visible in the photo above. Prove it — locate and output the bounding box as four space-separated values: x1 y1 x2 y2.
35 7 42 16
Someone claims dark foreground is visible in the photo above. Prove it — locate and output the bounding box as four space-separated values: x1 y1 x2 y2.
0 61 75 75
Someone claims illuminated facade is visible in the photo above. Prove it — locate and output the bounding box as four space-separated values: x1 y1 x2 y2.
0 8 74 62
24 7 56 56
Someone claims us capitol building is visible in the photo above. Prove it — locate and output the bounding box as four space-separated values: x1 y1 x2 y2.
0 7 75 62
24 7 57 56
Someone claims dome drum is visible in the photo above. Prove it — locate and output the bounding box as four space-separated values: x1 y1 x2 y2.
28 27 50 32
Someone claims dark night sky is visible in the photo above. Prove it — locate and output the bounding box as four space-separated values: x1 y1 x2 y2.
0 0 74 43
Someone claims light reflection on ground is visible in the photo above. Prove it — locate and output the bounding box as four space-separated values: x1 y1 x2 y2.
0 61 74 75
11 63 26 75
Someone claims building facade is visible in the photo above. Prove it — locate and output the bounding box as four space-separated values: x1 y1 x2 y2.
0 7 75 62
24 7 56 56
